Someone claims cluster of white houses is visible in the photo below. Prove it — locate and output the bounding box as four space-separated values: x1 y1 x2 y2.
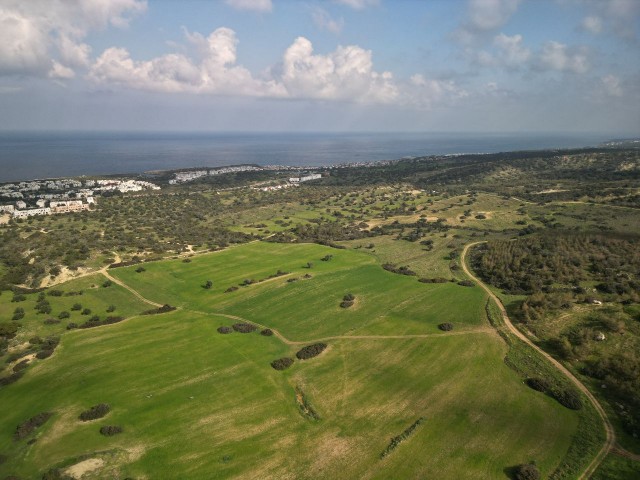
5 198 95 218
169 165 262 184
288 173 322 183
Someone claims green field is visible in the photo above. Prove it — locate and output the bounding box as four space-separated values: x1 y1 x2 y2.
0 242 583 478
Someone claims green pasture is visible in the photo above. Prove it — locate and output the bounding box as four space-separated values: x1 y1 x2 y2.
111 242 487 340
0 307 578 479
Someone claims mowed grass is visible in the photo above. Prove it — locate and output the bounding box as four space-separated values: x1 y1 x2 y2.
111 242 488 340
0 309 578 479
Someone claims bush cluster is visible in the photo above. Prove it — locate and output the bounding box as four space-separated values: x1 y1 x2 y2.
12 359 29 373
43 318 61 325
232 323 257 333
382 263 416 276
99 425 122 436
217 326 232 334
270 358 294 370
13 412 53 441
78 316 124 329
142 304 176 315
418 277 451 284
438 323 454 331
296 343 327 360
340 293 355 308
457 280 475 287
79 403 110 421
525 378 550 392
260 329 273 336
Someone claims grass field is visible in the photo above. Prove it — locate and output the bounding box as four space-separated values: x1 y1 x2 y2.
0 241 586 479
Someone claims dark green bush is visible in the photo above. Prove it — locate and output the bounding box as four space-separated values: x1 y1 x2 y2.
525 378 550 392
13 412 53 440
514 463 540 480
79 403 110 421
438 323 454 331
232 323 257 333
99 425 122 436
296 343 327 360
260 329 273 336
270 358 294 370
217 326 232 334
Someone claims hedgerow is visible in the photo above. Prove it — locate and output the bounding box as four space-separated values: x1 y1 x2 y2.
232 323 257 333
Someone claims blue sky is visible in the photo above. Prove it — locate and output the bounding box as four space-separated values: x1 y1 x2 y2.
0 0 638 134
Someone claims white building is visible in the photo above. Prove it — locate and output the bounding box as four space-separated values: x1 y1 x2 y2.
36 199 47 208
15 200 27 210
0 205 15 213
13 207 51 218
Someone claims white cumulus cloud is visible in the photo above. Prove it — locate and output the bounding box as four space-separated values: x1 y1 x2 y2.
455 0 521 44
281 36 397 103
0 0 146 78
90 27 285 96
493 33 530 68
312 8 344 34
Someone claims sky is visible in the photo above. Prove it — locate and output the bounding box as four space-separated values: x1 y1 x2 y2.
0 0 638 134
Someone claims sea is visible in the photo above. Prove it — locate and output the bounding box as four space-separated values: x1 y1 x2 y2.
0 131 611 183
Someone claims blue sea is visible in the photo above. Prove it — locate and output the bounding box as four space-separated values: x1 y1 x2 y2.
0 131 610 183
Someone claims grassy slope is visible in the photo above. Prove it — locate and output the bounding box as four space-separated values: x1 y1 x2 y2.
0 242 583 479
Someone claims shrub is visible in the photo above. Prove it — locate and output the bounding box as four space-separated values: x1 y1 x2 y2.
203 280 213 289
303 274 312 279
79 403 110 421
457 280 475 287
340 300 354 308
58 311 70 320
554 389 583 410
296 343 327 360
475 214 487 220
47 290 63 297
271 357 294 370
43 318 60 325
382 264 416 276
13 412 53 440
286 278 299 283
29 336 42 345
525 378 550 392
70 303 82 311
12 308 24 321
343 293 355 301
438 323 454 331
142 304 176 315
35 350 53 360
13 360 29 373
321 255 333 261
0 371 24 387
81 308 91 315
106 305 116 313
79 316 124 329
418 277 449 284
260 329 274 336
232 323 257 333
514 463 540 480
135 266 146 273
0 322 19 339
225 286 239 293
102 280 112 288
99 425 122 436
11 294 26 303
217 326 232 334
66 322 78 330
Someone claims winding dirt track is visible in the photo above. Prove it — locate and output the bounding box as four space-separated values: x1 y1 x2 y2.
461 242 615 479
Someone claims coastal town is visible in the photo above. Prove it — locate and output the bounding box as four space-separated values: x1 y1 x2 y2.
0 178 160 219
